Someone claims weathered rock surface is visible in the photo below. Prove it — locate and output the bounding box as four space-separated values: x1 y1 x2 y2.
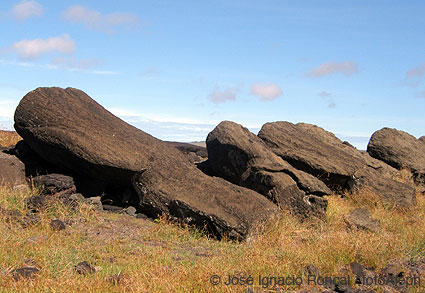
0 151 27 188
14 87 279 240
258 121 416 208
206 121 330 219
367 127 425 184
32 174 76 196
419 136 425 143
344 208 381 232
10 267 39 280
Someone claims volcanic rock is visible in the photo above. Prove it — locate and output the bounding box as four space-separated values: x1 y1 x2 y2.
14 87 279 240
206 121 330 219
258 122 416 208
367 127 425 185
344 208 381 232
32 174 76 196
50 219 66 231
0 151 26 188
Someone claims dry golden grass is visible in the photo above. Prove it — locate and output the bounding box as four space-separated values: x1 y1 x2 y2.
0 183 424 292
0 130 21 147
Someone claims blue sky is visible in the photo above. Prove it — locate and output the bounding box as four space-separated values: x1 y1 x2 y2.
1 1 424 149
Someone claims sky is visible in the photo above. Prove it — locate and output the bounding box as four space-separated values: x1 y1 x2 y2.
1 1 424 149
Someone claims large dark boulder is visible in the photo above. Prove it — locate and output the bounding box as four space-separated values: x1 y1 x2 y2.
367 128 425 185
14 87 279 240
206 121 330 219
258 122 416 208
419 136 425 143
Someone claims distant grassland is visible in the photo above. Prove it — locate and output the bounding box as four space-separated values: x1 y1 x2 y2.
0 130 21 147
0 134 424 292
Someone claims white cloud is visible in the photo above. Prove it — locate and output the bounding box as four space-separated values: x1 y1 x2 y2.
12 35 75 60
307 61 358 78
406 63 425 80
62 5 140 33
11 0 42 21
250 83 283 101
208 87 239 103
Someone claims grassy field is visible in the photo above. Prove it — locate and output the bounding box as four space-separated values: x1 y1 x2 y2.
0 131 21 147
0 131 424 292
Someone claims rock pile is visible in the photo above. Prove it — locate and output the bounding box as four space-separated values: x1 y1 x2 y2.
1 86 423 240
12 87 279 240
257 122 416 208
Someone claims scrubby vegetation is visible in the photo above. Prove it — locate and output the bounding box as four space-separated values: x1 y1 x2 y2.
0 131 21 147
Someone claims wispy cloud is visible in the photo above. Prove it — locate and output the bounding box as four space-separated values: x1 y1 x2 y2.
307 61 358 78
52 56 103 70
11 34 75 60
208 86 239 103
90 70 120 75
62 5 140 33
1 57 118 75
406 63 425 80
318 91 332 97
140 66 159 77
250 83 283 101
318 91 336 108
11 0 43 21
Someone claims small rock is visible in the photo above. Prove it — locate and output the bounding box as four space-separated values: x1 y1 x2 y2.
50 219 66 231
102 204 124 213
349 262 364 278
74 261 94 275
125 206 137 216
0 151 27 188
32 174 76 195
10 267 39 280
344 208 381 233
63 193 85 208
86 196 103 211
136 213 148 220
25 195 48 211
306 264 322 277
69 193 85 202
